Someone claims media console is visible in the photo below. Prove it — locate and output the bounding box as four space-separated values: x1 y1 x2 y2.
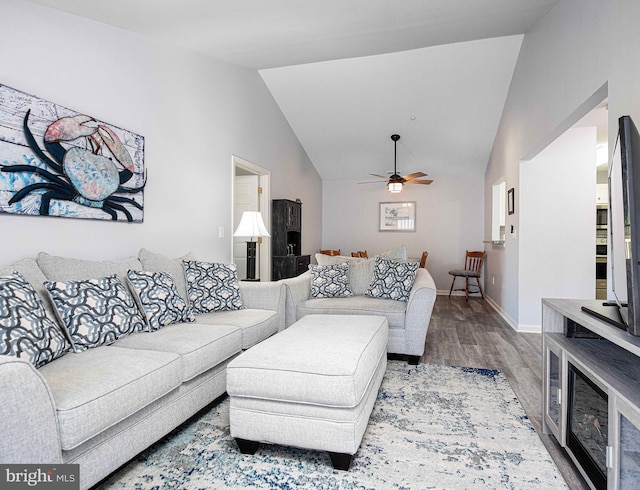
542 299 640 489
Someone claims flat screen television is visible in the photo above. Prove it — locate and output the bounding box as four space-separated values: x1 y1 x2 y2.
583 115 640 336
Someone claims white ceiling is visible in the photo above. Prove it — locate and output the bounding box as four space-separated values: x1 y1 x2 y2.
26 0 561 182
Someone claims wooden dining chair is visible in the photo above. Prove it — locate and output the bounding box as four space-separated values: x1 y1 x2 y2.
448 250 486 301
351 251 368 258
319 249 341 256
419 251 429 268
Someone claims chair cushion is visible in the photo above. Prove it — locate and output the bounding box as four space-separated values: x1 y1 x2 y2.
297 296 406 329
0 272 70 368
196 309 279 349
126 270 195 331
38 346 181 450
448 269 481 278
183 260 243 313
113 323 241 382
309 262 353 298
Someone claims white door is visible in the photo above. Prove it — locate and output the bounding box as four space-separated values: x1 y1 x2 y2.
233 175 259 280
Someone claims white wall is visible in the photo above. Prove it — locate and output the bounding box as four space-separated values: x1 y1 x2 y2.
0 0 322 266
484 0 610 323
519 127 596 329
323 174 484 290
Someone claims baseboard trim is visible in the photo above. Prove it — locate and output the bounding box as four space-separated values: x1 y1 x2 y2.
484 296 518 331
515 323 542 333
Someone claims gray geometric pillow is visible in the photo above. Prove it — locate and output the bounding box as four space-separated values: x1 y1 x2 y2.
0 272 70 368
365 256 418 302
126 270 196 331
309 262 354 298
182 260 243 314
44 275 146 352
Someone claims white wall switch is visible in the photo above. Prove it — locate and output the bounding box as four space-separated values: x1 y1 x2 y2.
218 226 224 238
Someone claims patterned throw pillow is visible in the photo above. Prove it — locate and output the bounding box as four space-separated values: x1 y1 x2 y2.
45 275 146 352
0 272 70 368
309 262 354 298
182 260 243 314
365 256 419 302
126 270 195 331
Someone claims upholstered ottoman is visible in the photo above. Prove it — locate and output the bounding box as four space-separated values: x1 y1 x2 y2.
226 314 388 470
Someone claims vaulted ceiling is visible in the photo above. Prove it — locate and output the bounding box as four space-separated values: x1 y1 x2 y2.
26 0 560 181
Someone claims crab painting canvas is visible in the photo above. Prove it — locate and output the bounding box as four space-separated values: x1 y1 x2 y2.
0 84 145 222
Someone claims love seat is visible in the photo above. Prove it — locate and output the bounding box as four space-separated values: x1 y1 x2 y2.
281 253 437 364
0 249 285 490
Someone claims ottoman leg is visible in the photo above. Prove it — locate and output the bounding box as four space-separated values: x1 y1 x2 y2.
235 438 260 455
329 452 353 471
407 355 420 365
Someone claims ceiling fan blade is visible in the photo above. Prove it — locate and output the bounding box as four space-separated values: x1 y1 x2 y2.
406 179 433 185
358 181 385 184
403 171 427 179
369 173 388 180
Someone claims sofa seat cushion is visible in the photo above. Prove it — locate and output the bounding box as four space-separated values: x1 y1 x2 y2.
297 296 406 329
196 309 279 349
38 346 181 451
112 323 242 382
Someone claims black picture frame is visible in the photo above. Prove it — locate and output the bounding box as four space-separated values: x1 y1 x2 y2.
507 188 515 215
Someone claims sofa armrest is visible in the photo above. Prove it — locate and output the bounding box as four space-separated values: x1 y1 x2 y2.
404 268 438 356
239 281 287 331
279 271 311 328
0 356 62 463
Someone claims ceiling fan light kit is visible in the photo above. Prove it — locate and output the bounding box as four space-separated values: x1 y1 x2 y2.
360 134 434 192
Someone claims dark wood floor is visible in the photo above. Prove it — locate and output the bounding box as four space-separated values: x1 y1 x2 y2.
421 295 589 490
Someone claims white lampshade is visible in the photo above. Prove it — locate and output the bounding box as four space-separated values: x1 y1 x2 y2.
233 211 270 239
388 182 403 193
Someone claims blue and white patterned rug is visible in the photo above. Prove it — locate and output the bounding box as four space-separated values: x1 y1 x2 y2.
97 362 567 489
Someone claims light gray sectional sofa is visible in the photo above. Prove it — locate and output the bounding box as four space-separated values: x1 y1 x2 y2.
282 253 437 364
0 249 285 490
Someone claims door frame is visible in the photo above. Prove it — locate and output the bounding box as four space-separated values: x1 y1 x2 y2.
232 155 271 281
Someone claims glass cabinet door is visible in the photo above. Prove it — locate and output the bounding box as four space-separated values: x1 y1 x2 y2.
544 340 562 441
615 399 640 489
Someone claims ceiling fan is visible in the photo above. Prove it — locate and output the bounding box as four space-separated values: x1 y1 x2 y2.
360 134 433 193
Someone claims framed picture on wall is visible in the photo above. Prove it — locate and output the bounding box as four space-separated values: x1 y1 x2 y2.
379 202 416 232
508 188 515 215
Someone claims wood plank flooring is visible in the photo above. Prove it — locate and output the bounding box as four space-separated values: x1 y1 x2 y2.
420 295 589 490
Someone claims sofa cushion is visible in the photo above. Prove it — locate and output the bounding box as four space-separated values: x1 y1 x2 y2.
365 256 418 302
44 275 146 352
112 323 241 382
297 296 406 329
196 309 279 349
37 346 181 451
309 262 353 298
0 258 58 322
183 260 243 313
138 248 194 303
314 254 374 295
0 272 70 368
37 252 143 283
126 270 195 331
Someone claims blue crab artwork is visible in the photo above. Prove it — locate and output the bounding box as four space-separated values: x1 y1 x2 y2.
0 84 145 222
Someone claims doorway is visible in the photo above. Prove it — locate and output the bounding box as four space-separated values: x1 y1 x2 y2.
232 156 271 281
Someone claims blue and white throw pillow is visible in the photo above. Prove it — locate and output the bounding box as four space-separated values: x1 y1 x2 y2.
127 270 195 331
0 272 70 368
45 275 146 352
182 260 243 314
309 262 354 298
365 256 419 302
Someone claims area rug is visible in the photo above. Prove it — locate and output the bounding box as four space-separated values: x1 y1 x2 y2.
97 362 567 489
